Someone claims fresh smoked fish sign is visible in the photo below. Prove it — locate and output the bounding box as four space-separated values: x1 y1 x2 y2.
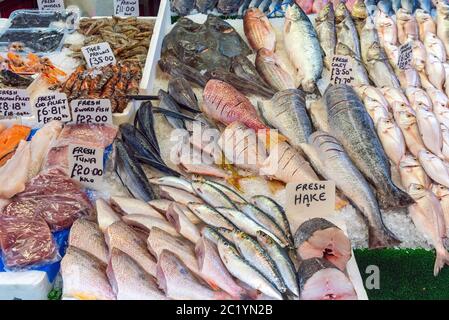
286 181 336 219
68 144 104 189
330 55 355 85
38 0 65 11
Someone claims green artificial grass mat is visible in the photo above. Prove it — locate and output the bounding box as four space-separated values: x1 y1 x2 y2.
354 248 449 300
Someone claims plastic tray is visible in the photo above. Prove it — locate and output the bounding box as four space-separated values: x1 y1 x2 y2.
0 27 66 55
9 9 79 30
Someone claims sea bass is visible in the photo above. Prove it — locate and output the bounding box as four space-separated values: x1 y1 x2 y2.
324 84 414 209
243 7 276 52
284 3 323 93
202 80 268 131
309 132 400 248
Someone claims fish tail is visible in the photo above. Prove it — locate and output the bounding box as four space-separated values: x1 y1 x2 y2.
377 184 415 210
368 227 401 249
433 248 449 276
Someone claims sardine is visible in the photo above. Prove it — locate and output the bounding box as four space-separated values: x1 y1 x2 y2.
315 2 337 70
192 180 236 208
284 3 323 93
188 203 236 229
309 132 400 248
325 85 413 209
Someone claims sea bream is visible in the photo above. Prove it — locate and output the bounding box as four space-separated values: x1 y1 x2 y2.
418 150 449 188
325 84 414 209
408 184 449 276
202 80 269 131
395 109 426 158
376 117 406 166
399 153 431 190
315 2 336 70
415 107 444 158
424 32 446 62
297 257 357 300
255 49 296 92
432 183 449 236
416 9 436 41
437 1 449 56
396 8 419 44
243 7 276 52
335 2 361 60
309 133 400 248
374 10 397 49
284 3 323 93
440 123 449 161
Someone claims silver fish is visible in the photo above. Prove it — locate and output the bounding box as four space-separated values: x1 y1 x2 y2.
315 2 337 70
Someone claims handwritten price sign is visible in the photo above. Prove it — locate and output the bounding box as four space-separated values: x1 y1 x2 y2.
68 144 104 189
114 0 139 16
34 93 71 124
397 42 413 70
82 42 116 69
38 0 65 11
330 55 355 85
70 99 113 124
0 89 32 118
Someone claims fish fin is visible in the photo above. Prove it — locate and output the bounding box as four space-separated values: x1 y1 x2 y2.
377 184 415 209
368 226 401 249
434 249 449 276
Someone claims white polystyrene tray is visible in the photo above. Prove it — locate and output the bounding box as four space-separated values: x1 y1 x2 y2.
0 271 51 300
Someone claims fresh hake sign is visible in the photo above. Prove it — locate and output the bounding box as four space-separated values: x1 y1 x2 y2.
286 181 336 218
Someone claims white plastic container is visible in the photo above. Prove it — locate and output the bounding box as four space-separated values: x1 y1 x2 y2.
0 271 51 300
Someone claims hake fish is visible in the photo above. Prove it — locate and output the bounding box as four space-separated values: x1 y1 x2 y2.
243 7 276 52
325 85 414 209
259 89 312 148
309 132 400 248
335 2 361 60
284 3 323 93
315 2 336 70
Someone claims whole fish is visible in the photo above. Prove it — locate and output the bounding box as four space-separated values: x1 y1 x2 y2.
432 183 449 236
258 89 312 148
147 227 199 274
204 180 246 204
168 77 200 113
61 246 115 300
96 199 121 233
425 53 445 90
216 237 283 300
405 87 432 110
255 48 296 92
418 150 449 188
397 8 419 43
335 42 370 85
243 7 276 52
231 55 272 90
159 55 208 87
315 2 337 70
202 80 269 131
250 195 292 243
411 40 427 72
159 185 202 207
355 85 390 110
375 9 397 47
424 32 446 62
196 0 219 13
416 9 437 41
188 203 236 229
359 94 390 125
69 219 108 265
335 2 361 60
195 237 247 299
107 248 167 300
309 131 400 248
106 221 157 277
430 90 449 129
416 107 444 158
156 250 230 300
115 140 155 202
365 42 401 88
351 0 368 35
166 203 201 243
401 0 417 13
399 153 431 189
437 1 449 55
361 15 380 65
441 123 449 160
381 87 411 110
395 109 427 157
171 0 195 16
216 0 243 14
408 184 449 276
376 116 406 166
284 3 323 93
383 42 422 88
191 180 236 209
325 85 414 209
445 63 449 98
256 230 298 297
149 176 194 194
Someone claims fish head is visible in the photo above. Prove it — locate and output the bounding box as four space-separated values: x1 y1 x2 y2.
415 9 430 22
397 110 417 126
316 2 334 23
377 116 396 130
285 3 308 22
396 8 411 21
432 183 449 198
335 42 353 56
418 150 436 162
399 153 420 169
367 42 382 59
244 7 265 20
407 183 428 200
352 0 368 19
335 2 349 23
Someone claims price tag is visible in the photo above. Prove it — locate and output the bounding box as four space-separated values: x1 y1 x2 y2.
114 0 140 16
397 42 413 70
70 99 113 124
285 181 336 219
34 93 71 124
37 0 65 11
81 42 117 69
330 55 355 85
0 89 32 118
68 144 104 189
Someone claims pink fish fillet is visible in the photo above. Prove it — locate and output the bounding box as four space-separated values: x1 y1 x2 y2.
0 140 30 199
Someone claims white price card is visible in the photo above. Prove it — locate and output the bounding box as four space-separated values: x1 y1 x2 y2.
34 93 71 124
285 181 336 219
114 0 140 16
38 0 65 11
81 42 117 69
330 55 355 85
0 89 32 118
398 42 413 70
68 144 104 189
70 99 113 124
